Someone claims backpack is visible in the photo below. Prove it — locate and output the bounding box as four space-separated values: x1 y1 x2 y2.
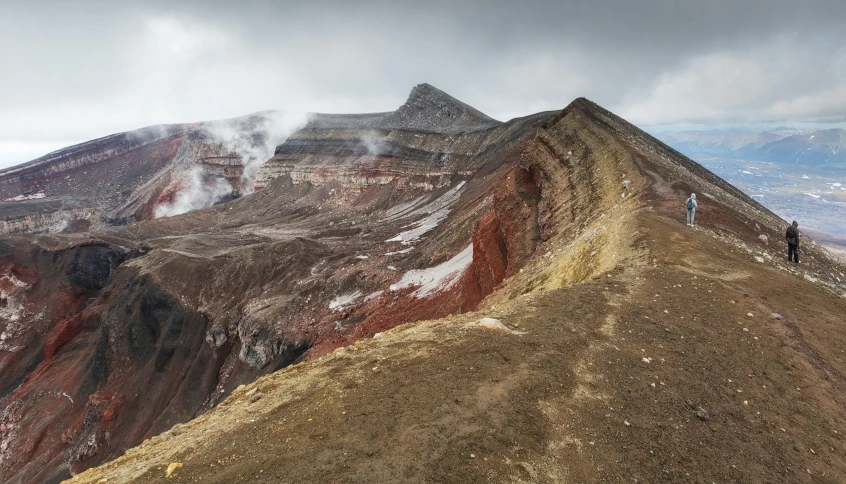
686 198 695 210
786 226 796 240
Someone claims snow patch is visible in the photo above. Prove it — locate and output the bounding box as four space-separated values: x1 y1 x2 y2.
803 193 821 199
390 243 473 298
381 194 428 222
384 181 466 245
5 193 45 201
329 291 362 311
364 290 384 301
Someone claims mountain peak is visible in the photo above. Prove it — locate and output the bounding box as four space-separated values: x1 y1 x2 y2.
403 83 469 110
378 83 501 133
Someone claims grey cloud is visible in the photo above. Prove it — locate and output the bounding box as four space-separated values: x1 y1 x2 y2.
1 0 845 166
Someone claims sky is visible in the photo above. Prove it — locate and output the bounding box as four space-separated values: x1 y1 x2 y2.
1 0 846 167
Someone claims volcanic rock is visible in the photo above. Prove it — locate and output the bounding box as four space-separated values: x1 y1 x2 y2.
2 85 846 484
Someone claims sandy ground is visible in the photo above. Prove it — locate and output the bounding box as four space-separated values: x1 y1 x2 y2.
66 210 846 483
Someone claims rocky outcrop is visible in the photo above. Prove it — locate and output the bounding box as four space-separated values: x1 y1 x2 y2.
0 200 97 235
254 84 504 191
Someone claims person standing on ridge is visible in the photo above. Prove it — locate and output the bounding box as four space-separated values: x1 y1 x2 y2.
786 220 800 264
685 193 697 227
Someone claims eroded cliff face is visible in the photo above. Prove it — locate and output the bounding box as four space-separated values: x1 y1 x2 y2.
2 86 842 484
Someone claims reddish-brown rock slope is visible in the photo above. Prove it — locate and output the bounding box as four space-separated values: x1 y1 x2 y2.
0 86 844 484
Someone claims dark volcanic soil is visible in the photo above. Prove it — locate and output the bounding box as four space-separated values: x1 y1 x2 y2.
4 87 846 484
67 210 846 483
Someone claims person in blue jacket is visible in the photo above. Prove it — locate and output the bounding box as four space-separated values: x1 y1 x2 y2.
685 193 697 227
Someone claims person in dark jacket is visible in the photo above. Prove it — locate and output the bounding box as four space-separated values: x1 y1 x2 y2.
786 220 800 263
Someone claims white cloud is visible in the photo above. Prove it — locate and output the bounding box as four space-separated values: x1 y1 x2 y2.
2 1 846 170
0 141 77 167
144 16 231 56
620 36 846 125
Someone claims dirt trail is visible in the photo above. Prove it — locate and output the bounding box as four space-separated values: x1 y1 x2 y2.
66 210 846 483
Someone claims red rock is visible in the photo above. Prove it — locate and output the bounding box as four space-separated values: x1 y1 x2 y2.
0 87 815 484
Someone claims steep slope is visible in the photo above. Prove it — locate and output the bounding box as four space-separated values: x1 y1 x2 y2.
67 215 846 484
2 87 846 484
0 86 555 483
62 97 846 483
0 112 297 235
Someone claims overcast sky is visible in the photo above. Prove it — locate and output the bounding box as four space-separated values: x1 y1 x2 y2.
1 0 845 167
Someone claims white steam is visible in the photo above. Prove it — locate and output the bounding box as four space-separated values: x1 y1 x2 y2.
203 110 309 193
362 130 387 156
154 110 308 218
154 167 233 218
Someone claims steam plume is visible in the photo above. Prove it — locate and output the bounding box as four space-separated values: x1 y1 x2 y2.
154 110 308 218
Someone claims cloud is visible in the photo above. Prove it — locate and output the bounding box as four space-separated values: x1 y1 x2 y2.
620 35 846 125
1 0 846 169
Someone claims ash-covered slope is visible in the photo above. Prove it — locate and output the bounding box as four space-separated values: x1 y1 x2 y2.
0 85 546 483
3 86 846 484
67 95 846 484
0 112 295 235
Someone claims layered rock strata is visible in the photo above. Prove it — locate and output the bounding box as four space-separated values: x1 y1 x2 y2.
1 86 842 483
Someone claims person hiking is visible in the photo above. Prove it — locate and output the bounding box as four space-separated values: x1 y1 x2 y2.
685 193 697 227
786 220 800 264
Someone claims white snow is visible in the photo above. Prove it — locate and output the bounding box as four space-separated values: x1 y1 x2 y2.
741 171 753 175
385 247 413 256
381 194 428 222
801 175 810 180
328 291 362 311
364 290 384 301
803 193 821 199
390 243 473 298
5 192 46 201
384 181 466 245
355 255 369 260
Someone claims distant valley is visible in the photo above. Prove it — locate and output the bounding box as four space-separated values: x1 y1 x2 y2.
658 128 846 167
656 128 846 242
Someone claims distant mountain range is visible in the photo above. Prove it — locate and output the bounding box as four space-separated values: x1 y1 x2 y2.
656 128 846 167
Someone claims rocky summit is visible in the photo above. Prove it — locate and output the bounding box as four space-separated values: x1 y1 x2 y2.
0 85 844 483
